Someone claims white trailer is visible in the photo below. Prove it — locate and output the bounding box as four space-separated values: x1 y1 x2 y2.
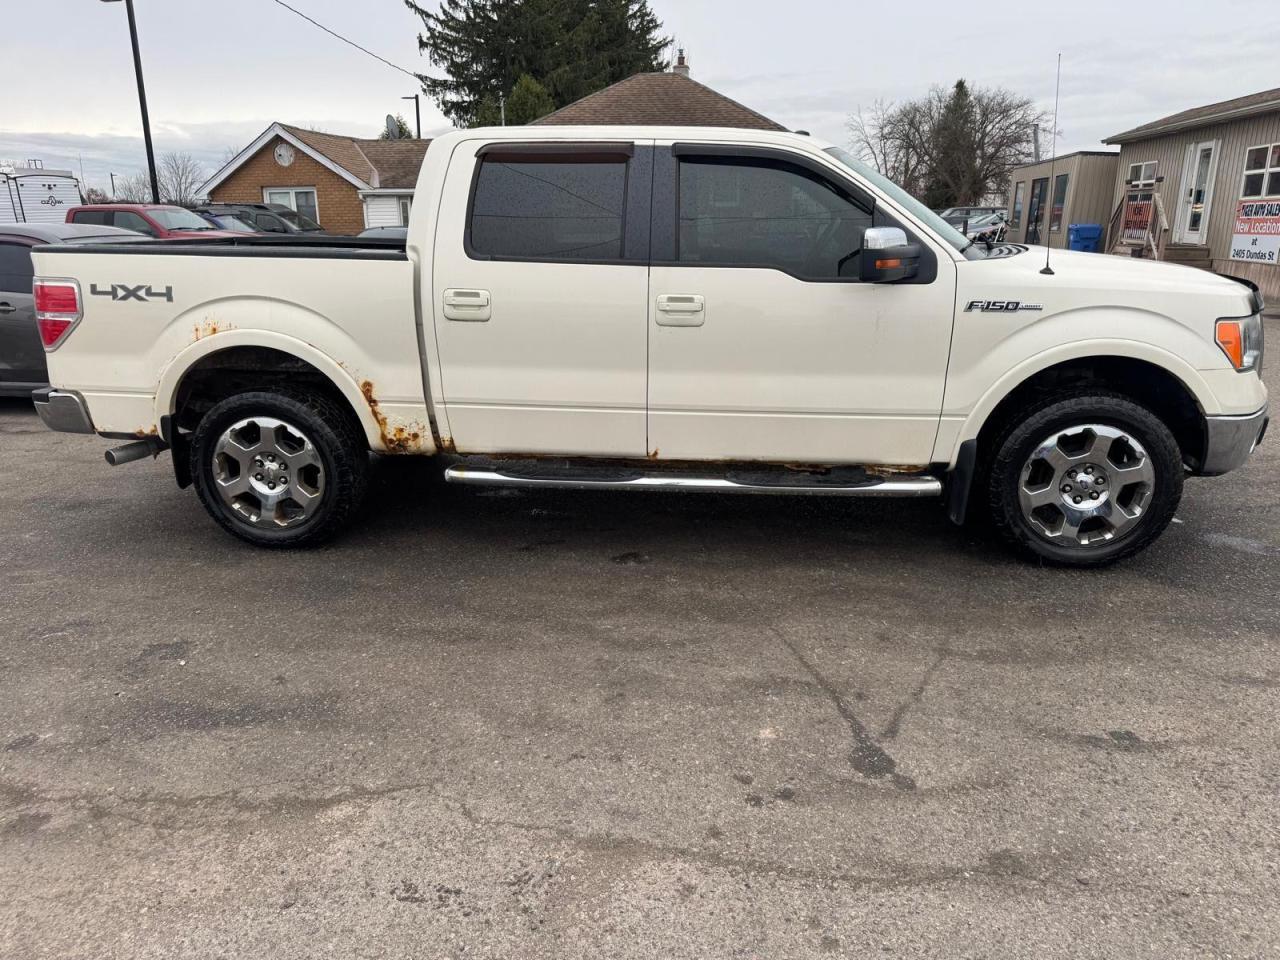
0 164 83 224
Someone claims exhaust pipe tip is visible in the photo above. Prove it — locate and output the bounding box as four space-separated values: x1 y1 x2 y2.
105 438 166 467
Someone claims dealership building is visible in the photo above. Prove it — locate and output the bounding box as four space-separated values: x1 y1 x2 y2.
1103 86 1280 301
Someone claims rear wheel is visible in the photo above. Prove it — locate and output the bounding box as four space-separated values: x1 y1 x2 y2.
190 390 367 547
986 393 1182 566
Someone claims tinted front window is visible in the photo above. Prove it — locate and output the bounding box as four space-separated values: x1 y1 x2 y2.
0 243 34 293
678 156 871 279
113 212 156 235
470 154 627 261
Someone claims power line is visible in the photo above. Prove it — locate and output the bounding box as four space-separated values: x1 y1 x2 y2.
267 0 420 80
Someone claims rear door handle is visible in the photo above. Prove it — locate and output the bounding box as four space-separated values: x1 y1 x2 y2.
443 288 492 322
656 294 705 327
0 302 16 315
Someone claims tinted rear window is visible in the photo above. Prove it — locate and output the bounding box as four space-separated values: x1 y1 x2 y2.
469 154 627 261
0 242 33 293
71 210 111 226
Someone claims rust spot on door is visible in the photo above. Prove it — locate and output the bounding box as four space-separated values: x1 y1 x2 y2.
359 379 429 454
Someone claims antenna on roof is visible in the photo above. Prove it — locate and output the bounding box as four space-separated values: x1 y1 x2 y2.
385 114 401 139
1041 53 1062 276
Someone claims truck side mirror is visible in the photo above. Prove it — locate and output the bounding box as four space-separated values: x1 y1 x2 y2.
860 226 921 283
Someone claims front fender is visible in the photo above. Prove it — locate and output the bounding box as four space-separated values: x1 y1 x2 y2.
935 303 1229 465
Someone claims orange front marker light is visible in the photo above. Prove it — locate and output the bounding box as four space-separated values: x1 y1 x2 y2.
875 258 902 270
1215 320 1245 369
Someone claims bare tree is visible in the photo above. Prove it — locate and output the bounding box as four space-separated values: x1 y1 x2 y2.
82 186 109 204
848 81 1044 207
158 151 206 205
847 99 928 198
112 171 152 203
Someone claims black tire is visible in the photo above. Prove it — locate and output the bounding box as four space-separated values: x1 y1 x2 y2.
985 392 1183 567
190 389 367 548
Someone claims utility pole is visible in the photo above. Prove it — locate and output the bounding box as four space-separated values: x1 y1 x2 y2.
101 0 160 203
401 94 421 138
109 172 119 199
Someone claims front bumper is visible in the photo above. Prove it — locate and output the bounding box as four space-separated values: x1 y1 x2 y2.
32 388 95 435
1200 406 1269 475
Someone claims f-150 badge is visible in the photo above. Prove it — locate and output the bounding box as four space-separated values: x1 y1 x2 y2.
90 283 174 303
964 300 1043 313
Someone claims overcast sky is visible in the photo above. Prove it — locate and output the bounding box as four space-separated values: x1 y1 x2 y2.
4 0 1278 193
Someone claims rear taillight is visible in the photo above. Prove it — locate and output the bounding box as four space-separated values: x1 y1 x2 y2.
33 279 82 350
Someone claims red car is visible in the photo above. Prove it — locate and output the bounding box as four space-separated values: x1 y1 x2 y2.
64 204 243 240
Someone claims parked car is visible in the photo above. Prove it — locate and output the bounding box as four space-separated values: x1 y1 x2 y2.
357 226 407 240
964 212 1009 243
195 210 257 233
193 203 324 235
65 204 243 240
0 223 140 396
938 205 1005 222
32 126 1267 566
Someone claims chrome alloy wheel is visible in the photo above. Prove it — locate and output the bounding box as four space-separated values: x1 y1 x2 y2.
1017 424 1156 548
211 416 325 529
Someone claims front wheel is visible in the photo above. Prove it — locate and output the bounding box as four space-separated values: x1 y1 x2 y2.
985 393 1183 567
190 390 368 548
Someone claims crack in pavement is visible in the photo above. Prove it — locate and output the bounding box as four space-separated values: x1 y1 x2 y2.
772 633 917 791
881 650 947 741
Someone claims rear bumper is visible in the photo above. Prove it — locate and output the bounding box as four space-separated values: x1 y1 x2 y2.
32 388 95 434
1199 406 1268 476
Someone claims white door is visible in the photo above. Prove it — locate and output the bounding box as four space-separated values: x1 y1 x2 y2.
646 148 957 466
1176 141 1218 245
430 140 652 456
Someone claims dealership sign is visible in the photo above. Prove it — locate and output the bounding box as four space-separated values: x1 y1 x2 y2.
1230 199 1280 265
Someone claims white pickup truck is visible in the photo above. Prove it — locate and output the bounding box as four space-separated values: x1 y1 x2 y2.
31 126 1268 565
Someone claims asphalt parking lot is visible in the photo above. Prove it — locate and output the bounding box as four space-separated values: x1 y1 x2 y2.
1 339 1277 959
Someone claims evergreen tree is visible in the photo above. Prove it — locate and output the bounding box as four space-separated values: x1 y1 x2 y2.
505 74 556 124
404 0 668 128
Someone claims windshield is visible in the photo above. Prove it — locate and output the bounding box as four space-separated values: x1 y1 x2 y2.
823 147 972 255
150 207 217 230
212 215 256 233
278 209 321 231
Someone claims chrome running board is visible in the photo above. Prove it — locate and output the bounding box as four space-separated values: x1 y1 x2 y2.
444 465 943 498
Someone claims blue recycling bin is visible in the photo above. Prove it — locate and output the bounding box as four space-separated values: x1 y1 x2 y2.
1068 223 1103 252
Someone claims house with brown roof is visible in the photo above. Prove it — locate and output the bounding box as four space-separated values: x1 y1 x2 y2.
198 122 430 234
534 52 785 131
1102 86 1280 300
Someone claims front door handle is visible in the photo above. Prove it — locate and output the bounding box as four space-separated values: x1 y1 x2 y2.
656 294 705 327
443 288 491 322
0 302 16 315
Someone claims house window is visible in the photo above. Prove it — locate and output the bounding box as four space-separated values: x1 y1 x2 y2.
399 197 412 226
1050 173 1069 232
264 187 319 224
1127 161 1157 187
1242 143 1280 198
1011 181 1025 227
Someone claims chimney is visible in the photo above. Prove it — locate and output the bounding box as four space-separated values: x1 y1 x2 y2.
673 48 690 77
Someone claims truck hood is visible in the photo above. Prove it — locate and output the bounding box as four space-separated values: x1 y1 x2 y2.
959 245 1259 325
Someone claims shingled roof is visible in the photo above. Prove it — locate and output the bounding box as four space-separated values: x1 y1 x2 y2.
199 122 431 197
1105 87 1280 144
533 71 786 131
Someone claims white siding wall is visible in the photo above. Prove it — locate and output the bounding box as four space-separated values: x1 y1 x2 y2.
363 194 409 228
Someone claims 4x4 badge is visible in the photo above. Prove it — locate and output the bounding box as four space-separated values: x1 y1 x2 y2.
89 283 174 303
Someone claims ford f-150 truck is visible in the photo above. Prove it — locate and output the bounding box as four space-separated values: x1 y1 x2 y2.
31 126 1268 566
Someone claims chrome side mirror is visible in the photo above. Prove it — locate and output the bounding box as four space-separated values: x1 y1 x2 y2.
863 226 909 250
860 227 920 283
